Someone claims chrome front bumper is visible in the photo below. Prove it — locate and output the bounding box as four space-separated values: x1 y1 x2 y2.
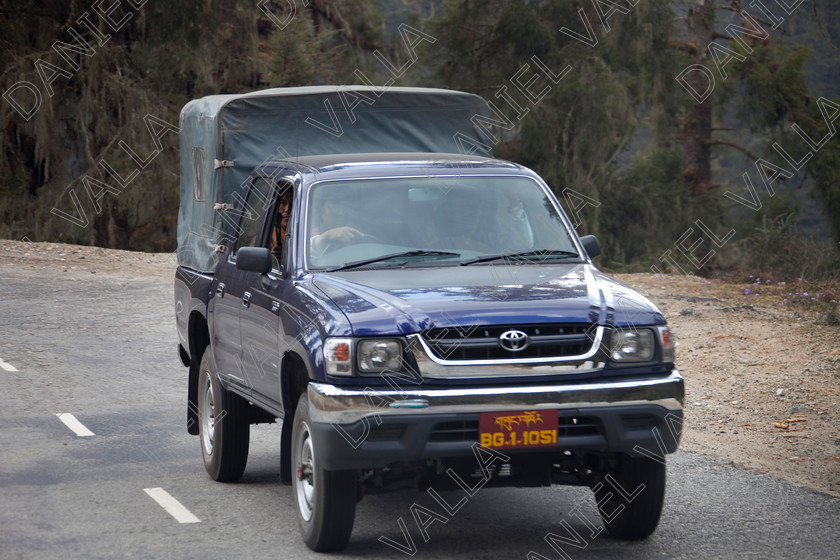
307 369 684 425
307 369 684 470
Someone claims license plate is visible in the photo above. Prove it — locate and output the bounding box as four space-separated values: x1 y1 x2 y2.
478 410 558 450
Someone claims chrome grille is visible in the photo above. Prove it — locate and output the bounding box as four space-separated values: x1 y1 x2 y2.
422 323 593 361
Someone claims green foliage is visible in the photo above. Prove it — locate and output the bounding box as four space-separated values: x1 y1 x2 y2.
741 214 839 281
0 0 837 277
0 0 378 249
598 148 691 268
804 130 840 241
733 43 812 132
262 17 345 86
427 0 682 238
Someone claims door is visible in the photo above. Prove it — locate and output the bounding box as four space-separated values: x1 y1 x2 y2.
212 175 275 396
211 259 249 394
239 179 296 411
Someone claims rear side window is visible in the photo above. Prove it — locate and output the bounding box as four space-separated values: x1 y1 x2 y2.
233 177 272 255
191 148 205 201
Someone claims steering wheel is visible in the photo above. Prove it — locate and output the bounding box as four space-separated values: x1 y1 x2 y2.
320 232 378 255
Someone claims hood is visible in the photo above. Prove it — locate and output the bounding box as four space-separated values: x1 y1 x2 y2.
310 264 665 336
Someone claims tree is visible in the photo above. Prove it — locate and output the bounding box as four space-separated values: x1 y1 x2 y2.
426 0 687 255
673 0 840 242
0 0 386 249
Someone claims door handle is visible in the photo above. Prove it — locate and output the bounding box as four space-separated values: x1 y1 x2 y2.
216 283 226 298
242 291 252 308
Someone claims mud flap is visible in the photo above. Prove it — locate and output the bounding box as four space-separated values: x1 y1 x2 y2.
187 359 199 435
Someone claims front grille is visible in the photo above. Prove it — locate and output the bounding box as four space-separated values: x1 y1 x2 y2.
621 414 658 431
422 323 594 361
367 425 406 441
558 416 601 437
430 420 478 442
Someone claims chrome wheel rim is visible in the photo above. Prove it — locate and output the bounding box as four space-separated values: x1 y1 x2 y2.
200 372 216 456
295 421 315 522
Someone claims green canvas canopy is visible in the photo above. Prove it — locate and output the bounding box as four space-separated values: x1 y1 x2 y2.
177 86 493 272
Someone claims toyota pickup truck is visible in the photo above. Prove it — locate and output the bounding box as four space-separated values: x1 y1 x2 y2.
173 87 683 552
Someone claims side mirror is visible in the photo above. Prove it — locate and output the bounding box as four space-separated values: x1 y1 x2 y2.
236 246 272 274
579 235 601 259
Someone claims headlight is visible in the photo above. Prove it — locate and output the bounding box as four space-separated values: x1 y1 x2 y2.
324 338 353 375
610 329 654 362
358 339 403 373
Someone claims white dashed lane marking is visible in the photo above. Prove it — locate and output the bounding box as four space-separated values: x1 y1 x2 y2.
55 413 95 437
143 488 201 524
0 358 18 371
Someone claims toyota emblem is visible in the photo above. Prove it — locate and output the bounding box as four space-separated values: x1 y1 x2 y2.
499 329 529 352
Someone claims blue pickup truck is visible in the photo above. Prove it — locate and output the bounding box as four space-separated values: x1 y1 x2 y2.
173 87 683 552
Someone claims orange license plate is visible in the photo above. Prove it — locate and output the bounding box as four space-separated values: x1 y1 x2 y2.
478 410 558 450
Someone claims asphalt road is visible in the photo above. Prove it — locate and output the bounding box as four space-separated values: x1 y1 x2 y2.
1 266 838 560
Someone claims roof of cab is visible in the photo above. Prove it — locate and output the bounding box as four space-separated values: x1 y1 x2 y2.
261 152 528 182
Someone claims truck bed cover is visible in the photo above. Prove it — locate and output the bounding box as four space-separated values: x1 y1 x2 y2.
177 86 492 272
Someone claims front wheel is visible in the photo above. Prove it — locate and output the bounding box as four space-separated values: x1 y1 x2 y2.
592 454 666 540
292 393 357 552
197 348 250 482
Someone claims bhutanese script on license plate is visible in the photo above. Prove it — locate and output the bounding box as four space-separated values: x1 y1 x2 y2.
478 409 558 450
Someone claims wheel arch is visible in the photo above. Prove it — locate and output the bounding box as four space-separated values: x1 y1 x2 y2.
281 350 311 413
280 350 311 483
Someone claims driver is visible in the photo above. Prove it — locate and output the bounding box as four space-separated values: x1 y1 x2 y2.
310 195 365 255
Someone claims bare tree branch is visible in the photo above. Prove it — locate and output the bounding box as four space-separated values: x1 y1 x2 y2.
669 39 696 54
718 4 787 33
307 0 380 51
705 138 760 161
813 0 840 53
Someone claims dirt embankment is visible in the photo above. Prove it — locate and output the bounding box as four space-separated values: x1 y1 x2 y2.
620 274 840 497
2 240 838 497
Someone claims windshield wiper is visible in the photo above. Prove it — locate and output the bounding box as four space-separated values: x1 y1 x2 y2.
326 250 461 272
460 249 580 266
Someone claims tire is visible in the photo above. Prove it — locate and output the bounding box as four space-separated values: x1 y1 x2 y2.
197 347 250 482
292 393 357 552
593 454 666 540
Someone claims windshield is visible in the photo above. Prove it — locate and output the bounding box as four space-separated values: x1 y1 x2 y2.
306 176 581 269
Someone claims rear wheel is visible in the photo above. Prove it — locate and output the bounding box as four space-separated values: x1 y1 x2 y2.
593 454 666 540
292 393 357 551
197 348 250 482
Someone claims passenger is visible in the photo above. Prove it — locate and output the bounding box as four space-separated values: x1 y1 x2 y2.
270 188 293 259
